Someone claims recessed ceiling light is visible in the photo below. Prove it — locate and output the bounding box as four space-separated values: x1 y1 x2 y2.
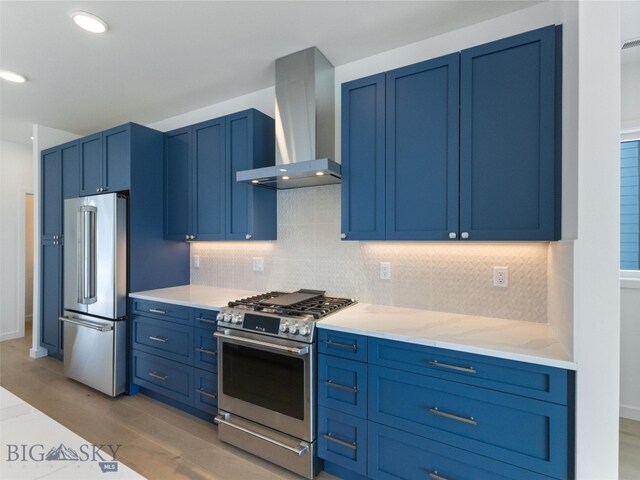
71 11 108 33
0 70 27 83
30 136 34 140
282 176 290 180
315 171 325 176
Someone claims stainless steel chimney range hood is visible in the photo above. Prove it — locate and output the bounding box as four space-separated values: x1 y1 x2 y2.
236 47 340 189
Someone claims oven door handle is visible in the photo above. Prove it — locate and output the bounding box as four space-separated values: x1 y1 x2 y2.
214 416 310 457
214 331 309 356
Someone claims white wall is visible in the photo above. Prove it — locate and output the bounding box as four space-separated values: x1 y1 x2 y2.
619 60 640 421
0 141 34 341
573 2 621 478
30 125 80 358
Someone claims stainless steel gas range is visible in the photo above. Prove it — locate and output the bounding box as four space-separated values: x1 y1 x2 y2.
214 289 355 478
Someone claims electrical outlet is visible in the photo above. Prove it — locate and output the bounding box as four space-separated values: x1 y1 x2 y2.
192 255 200 268
253 257 264 272
380 262 391 280
493 266 508 287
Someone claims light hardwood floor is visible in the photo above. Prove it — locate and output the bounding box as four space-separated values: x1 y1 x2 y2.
0 326 335 480
2 327 640 479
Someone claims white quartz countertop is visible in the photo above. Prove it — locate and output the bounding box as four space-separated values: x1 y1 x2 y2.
129 285 575 370
318 303 576 370
129 284 261 310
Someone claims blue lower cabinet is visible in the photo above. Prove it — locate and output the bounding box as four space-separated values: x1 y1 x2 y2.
132 350 193 405
194 309 218 330
318 330 368 362
368 422 553 480
193 328 218 370
369 365 568 479
194 368 217 415
318 406 367 476
318 354 367 419
132 315 193 364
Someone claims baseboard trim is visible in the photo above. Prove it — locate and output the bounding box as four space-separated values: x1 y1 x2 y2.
29 346 48 359
0 332 23 342
620 405 640 421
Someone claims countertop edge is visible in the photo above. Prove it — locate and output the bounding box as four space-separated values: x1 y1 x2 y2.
129 292 226 310
317 322 577 371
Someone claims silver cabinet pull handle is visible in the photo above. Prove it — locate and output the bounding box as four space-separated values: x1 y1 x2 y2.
197 318 217 325
429 470 449 480
185 235 190 240
340 233 347 240
148 372 168 381
149 336 168 343
148 308 166 314
461 232 469 239
429 360 476 374
429 407 477 426
215 415 309 456
195 388 217 399
323 433 357 450
215 331 309 356
245 234 252 240
323 339 357 351
448 232 457 239
195 347 217 356
324 380 357 393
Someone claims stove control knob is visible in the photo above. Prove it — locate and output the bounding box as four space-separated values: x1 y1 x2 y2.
231 315 242 324
299 325 311 336
223 313 232 323
216 312 224 321
289 323 299 335
279 322 289 333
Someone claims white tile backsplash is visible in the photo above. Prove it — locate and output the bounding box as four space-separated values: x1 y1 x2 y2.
191 185 550 323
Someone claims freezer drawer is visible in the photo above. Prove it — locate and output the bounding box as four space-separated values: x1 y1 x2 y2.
60 311 126 396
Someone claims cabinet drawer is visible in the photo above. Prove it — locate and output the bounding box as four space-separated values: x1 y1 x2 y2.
132 315 193 364
194 368 218 415
368 422 553 480
369 365 568 479
318 354 367 419
131 300 192 325
319 330 367 362
132 350 193 405
369 337 568 405
193 328 217 370
194 309 219 331
318 406 367 476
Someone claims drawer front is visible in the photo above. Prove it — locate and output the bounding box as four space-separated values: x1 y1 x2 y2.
369 337 568 405
193 327 217 370
194 368 218 415
132 350 193 405
194 309 218 331
318 354 367 419
369 365 568 479
131 299 192 325
132 315 193 364
368 422 553 480
319 329 367 362
318 406 367 476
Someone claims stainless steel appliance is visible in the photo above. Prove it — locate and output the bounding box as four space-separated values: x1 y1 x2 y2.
214 290 355 479
59 193 127 397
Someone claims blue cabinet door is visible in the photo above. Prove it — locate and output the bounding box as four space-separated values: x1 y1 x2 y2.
225 110 253 240
103 124 130 192
41 148 62 237
41 241 61 355
193 118 225 240
460 25 559 240
61 141 80 199
341 74 386 240
164 127 192 240
386 54 460 240
79 133 103 196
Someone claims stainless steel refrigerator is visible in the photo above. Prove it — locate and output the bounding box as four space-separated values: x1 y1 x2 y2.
59 193 127 396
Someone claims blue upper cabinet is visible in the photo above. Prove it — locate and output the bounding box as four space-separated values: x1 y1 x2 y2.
386 54 460 240
341 74 386 241
41 148 63 238
61 141 80 199
79 124 132 195
460 25 560 241
341 26 561 242
164 109 276 241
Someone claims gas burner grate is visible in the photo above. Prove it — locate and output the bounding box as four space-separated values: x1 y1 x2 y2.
227 291 356 319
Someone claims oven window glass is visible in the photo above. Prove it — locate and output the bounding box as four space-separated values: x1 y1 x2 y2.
222 343 305 420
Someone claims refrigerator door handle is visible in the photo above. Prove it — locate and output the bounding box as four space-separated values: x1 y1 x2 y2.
59 316 113 332
78 205 97 305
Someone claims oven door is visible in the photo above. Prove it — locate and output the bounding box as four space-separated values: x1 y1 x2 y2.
216 328 314 442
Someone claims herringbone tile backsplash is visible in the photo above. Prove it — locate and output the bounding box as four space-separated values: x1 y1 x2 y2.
191 185 549 323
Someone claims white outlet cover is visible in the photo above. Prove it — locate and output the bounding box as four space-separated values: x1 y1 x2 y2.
380 262 391 280
253 257 264 272
192 255 200 268
493 266 508 287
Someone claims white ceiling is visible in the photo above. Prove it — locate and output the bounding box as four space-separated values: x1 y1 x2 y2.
2 1 638 146
1 1 548 144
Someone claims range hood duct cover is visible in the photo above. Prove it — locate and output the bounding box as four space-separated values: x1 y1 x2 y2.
237 47 339 189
